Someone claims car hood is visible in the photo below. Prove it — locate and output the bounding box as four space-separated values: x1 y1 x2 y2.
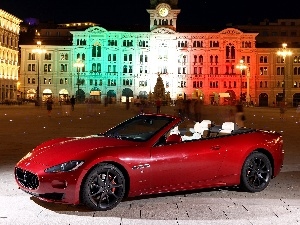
19 135 136 167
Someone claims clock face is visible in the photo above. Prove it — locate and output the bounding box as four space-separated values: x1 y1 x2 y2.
159 7 169 17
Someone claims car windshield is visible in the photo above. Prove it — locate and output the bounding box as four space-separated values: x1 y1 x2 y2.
102 114 174 142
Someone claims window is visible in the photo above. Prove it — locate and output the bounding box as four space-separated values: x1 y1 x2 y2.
293 81 298 88
260 67 268 75
178 80 186 88
108 40 117 46
193 81 201 88
259 56 268 63
28 53 36 60
60 53 68 60
92 45 101 57
60 64 67 72
271 32 278 36
281 32 287 36
194 67 197 74
199 55 203 63
209 81 218 88
123 79 132 86
276 67 284 75
178 67 181 74
123 65 127 73
294 56 300 63
28 64 36 71
108 79 116 86
139 81 148 87
44 53 52 60
277 56 284 63
44 64 52 72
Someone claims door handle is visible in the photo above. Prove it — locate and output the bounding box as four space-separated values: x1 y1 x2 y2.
211 145 220 150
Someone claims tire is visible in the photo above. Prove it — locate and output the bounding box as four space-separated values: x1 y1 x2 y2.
81 163 126 211
240 152 272 192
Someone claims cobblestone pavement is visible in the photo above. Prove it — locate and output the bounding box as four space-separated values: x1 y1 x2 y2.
0 103 300 225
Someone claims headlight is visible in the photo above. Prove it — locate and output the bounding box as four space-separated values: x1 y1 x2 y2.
45 160 84 173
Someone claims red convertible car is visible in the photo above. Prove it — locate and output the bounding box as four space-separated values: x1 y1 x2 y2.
15 114 284 211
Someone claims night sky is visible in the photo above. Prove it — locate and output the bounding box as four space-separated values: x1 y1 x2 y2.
1 0 299 28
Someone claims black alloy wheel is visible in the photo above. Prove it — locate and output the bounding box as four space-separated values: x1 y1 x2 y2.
81 163 125 211
240 152 272 192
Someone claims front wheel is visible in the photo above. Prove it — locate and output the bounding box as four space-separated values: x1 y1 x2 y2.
240 152 272 192
81 163 125 211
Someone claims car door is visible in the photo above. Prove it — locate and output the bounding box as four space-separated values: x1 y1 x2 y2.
150 137 227 192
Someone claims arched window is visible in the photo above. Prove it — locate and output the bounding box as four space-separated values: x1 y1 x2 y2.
123 65 127 73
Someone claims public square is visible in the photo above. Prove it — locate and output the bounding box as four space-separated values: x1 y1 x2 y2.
0 103 300 225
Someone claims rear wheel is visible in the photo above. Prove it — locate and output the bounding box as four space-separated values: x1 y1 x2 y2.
81 163 125 211
240 152 272 192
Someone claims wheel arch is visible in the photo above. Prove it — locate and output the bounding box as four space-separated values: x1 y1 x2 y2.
245 148 275 178
79 161 131 203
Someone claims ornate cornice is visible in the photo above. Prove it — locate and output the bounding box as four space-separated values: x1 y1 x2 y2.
219 28 243 35
86 26 107 33
151 27 175 34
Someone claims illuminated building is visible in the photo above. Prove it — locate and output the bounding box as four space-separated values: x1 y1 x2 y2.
16 1 300 106
0 9 22 103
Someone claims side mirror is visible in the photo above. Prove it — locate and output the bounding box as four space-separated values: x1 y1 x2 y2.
166 134 182 144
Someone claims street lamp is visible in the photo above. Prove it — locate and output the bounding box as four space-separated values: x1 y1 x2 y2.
73 58 84 102
32 41 46 106
277 43 292 104
246 69 251 104
236 59 247 103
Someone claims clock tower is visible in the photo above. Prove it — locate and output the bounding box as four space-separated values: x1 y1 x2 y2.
147 0 181 31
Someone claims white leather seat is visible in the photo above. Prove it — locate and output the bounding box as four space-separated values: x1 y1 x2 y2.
192 120 211 139
219 122 238 134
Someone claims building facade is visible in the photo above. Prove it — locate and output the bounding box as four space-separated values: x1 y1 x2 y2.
17 1 300 106
0 9 22 103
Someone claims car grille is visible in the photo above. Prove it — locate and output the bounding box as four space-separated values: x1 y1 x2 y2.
15 167 39 190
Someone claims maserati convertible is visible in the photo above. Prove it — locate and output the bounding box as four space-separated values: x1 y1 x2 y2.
15 114 284 211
